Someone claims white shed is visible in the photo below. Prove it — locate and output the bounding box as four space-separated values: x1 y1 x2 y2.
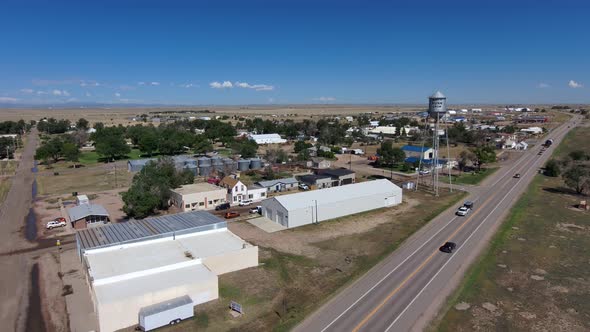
260 179 402 228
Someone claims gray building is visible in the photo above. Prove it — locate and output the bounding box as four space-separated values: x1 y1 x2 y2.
256 177 299 193
68 204 110 230
298 174 333 189
318 168 356 186
260 179 402 228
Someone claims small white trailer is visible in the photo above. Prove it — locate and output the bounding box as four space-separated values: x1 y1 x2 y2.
138 295 194 331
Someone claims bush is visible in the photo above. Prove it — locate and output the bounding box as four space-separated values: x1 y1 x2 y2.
544 159 561 177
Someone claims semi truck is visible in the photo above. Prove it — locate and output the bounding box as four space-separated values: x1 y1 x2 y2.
544 139 554 147
138 295 194 331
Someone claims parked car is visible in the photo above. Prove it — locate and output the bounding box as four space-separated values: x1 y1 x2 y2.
249 206 261 214
215 202 230 211
419 169 430 175
514 173 521 178
298 183 310 191
239 199 253 206
46 219 66 229
439 242 457 253
224 212 240 219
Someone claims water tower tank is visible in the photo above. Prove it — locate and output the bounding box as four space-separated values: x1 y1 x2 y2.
237 159 250 171
249 158 262 170
184 165 198 175
428 91 447 119
197 157 211 167
199 165 212 177
211 158 224 172
223 158 237 172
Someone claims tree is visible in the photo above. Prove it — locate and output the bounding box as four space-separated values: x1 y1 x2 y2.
232 139 258 158
294 141 312 153
76 118 89 130
563 165 590 195
458 150 476 172
36 137 63 163
137 128 159 156
377 141 405 167
94 127 131 161
263 166 276 180
193 135 213 154
265 148 289 164
121 158 194 218
569 150 589 161
62 142 81 165
472 146 496 170
544 159 561 177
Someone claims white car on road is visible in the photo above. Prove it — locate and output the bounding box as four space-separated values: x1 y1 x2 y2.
456 206 471 216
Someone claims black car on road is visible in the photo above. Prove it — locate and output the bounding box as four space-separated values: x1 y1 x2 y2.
439 242 457 253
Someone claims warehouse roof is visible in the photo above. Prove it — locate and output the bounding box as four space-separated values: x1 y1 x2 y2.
298 174 332 184
401 145 432 153
256 177 298 187
68 204 109 222
320 168 355 177
272 179 401 211
76 210 226 253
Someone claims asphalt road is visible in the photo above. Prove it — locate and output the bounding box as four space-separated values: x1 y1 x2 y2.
295 115 580 332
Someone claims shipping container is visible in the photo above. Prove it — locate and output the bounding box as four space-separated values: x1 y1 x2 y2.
138 295 194 331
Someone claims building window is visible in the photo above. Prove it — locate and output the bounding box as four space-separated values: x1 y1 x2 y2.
261 192 266 197
241 185 244 191
199 202 204 206
208 200 213 205
233 196 237 202
185 204 190 209
248 194 253 199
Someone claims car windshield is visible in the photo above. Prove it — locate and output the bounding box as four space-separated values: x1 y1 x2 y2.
459 207 468 211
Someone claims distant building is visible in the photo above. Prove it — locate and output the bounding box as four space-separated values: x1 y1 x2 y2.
297 174 333 189
515 141 529 150
248 133 287 144
219 176 248 204
401 145 434 160
521 127 543 135
309 157 331 169
170 183 227 211
369 126 397 136
246 185 267 201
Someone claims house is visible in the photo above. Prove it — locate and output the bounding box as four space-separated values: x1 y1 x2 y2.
219 176 248 204
309 157 331 169
401 145 434 160
169 183 228 211
256 177 299 193
248 133 287 144
369 126 397 136
246 185 267 201
515 141 529 150
317 168 356 186
502 139 517 149
260 179 402 228
297 174 333 189
369 120 380 127
76 195 90 206
67 204 110 229
76 211 258 332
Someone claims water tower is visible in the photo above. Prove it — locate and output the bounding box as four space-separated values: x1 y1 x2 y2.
428 91 447 196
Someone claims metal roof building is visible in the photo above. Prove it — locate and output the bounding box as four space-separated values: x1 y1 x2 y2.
78 210 258 332
260 179 402 228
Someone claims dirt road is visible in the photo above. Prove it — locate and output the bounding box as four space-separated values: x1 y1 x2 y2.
0 128 39 332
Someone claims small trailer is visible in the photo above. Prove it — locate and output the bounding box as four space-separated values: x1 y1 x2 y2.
138 295 194 331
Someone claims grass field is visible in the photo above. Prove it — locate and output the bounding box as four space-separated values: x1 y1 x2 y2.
78 148 143 165
447 167 498 185
434 125 590 332
0 160 18 204
36 166 134 196
136 189 467 332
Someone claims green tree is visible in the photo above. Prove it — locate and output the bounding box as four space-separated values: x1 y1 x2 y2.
294 141 312 153
472 146 497 170
458 150 476 172
193 135 213 154
62 142 80 164
563 165 589 195
76 118 89 130
94 127 131 161
544 159 561 177
121 158 194 218
377 141 406 167
137 128 159 156
232 139 258 158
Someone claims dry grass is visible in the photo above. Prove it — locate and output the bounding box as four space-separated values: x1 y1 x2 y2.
36 166 133 196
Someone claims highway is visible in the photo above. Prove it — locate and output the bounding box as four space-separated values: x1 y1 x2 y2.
295 115 580 332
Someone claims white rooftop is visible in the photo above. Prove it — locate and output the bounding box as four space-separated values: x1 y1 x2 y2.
171 182 225 195
271 179 402 211
85 228 249 281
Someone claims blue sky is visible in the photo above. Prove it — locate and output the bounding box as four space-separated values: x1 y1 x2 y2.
0 0 588 105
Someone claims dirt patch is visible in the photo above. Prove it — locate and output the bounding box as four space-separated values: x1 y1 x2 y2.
38 252 68 332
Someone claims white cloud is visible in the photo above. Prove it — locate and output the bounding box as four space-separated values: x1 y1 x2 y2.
20 88 34 94
32 78 77 86
79 80 100 87
235 81 274 91
36 91 48 95
0 97 18 103
210 81 233 89
66 97 78 102
568 80 583 88
85 92 92 97
138 82 146 86
179 83 198 88
537 83 550 88
150 82 160 86
52 89 69 96
114 92 121 97
314 96 336 102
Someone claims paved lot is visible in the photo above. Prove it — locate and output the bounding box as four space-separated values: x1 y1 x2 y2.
295 115 580 332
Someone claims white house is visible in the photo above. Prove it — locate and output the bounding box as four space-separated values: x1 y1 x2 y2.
521 127 543 135
246 185 267 202
515 141 529 150
502 139 517 149
219 176 248 204
248 133 287 144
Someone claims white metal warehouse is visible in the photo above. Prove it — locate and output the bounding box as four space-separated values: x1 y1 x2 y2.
260 179 402 228
76 211 258 332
